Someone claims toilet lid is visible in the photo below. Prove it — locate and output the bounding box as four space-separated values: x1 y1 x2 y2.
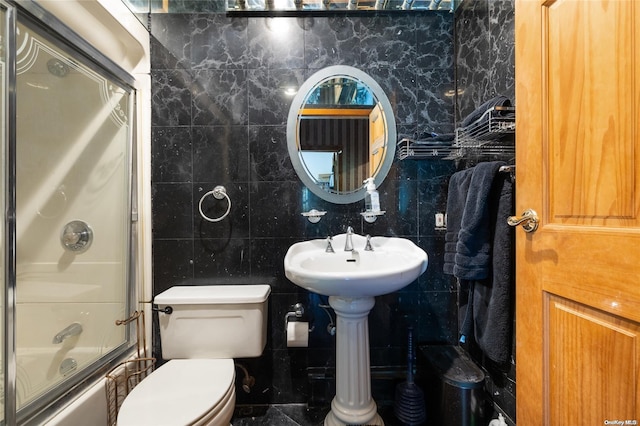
117 359 235 426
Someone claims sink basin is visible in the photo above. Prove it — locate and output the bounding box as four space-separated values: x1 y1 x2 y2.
284 233 428 298
285 232 428 425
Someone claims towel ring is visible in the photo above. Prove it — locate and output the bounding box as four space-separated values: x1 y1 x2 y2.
199 185 231 222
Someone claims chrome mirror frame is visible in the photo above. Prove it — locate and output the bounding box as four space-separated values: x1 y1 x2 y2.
286 65 396 205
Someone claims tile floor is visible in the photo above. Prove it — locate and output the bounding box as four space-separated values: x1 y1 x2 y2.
231 404 404 426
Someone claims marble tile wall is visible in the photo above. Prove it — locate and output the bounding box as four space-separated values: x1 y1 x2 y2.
455 0 515 122
455 0 516 423
150 11 458 405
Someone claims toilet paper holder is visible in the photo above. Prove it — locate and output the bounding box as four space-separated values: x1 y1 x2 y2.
285 303 312 348
284 303 306 330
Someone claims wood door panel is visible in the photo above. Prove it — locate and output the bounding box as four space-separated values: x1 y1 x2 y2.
546 295 639 425
547 0 639 224
534 230 640 323
516 0 640 423
522 226 640 323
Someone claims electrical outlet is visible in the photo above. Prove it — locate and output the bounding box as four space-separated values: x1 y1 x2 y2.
435 213 445 228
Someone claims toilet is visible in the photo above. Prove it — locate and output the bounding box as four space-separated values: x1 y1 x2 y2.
117 284 271 426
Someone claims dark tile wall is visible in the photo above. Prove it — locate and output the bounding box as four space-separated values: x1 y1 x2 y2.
455 0 516 424
455 0 515 122
150 10 458 406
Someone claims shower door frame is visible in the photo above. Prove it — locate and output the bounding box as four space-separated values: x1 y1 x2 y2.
2 1 140 425
2 1 18 424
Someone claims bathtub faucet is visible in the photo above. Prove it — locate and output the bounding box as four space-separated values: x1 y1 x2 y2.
52 322 83 344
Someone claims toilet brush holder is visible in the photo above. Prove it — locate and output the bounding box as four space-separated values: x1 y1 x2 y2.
394 326 426 425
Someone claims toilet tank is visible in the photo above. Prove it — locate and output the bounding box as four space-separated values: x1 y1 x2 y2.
155 285 271 359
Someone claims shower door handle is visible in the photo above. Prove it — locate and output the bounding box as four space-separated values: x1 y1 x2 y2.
507 209 539 233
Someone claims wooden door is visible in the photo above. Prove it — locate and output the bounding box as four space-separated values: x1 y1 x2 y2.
515 1 640 424
369 104 384 178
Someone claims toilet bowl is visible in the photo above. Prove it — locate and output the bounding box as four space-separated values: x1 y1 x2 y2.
118 359 236 426
117 285 270 426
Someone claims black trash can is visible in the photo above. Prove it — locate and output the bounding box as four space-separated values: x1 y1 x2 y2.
418 345 486 426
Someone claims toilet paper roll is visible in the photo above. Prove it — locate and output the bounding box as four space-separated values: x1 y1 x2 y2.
286 321 309 347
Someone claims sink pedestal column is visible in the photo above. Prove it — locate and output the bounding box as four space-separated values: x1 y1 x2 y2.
324 296 384 426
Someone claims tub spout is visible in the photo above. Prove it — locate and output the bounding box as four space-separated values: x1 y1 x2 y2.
52 322 83 344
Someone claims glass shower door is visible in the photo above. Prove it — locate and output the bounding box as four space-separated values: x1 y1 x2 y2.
13 13 134 415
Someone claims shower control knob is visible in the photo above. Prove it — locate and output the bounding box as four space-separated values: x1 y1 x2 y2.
61 220 93 253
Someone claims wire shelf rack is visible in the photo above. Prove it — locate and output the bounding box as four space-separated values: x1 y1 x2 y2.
397 106 515 161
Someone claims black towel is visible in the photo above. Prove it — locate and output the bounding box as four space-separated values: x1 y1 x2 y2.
460 95 512 128
454 161 506 280
443 168 474 275
472 171 515 365
458 279 475 343
453 161 515 365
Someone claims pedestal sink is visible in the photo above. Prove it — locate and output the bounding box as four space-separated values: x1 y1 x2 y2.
284 232 428 426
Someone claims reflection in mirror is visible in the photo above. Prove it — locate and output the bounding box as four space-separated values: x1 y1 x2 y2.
227 0 459 12
123 0 461 13
299 77 383 193
287 66 396 204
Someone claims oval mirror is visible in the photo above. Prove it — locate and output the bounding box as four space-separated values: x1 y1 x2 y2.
287 66 397 204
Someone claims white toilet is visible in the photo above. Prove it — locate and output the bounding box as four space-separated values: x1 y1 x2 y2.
117 284 271 426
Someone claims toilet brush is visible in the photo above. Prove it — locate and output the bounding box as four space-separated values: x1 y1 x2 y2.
394 326 426 425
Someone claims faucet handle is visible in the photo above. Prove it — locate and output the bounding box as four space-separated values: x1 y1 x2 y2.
325 236 335 253
364 234 373 251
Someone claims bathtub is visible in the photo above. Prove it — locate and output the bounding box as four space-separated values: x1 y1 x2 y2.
44 376 110 426
29 347 148 426
11 263 129 421
0 346 107 421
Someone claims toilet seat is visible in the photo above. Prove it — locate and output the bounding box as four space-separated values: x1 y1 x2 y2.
117 358 235 426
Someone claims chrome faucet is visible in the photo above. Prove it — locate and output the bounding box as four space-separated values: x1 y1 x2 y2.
325 236 335 253
52 322 83 344
364 234 374 251
344 226 354 251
